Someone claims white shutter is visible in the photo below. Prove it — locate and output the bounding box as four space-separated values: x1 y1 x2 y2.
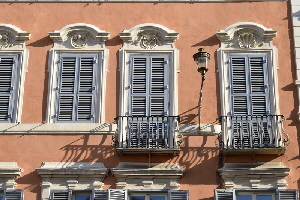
214 189 234 200
168 190 189 200
77 57 95 121
57 55 96 122
277 189 299 200
93 190 108 200
51 191 71 200
5 190 23 200
108 189 126 200
0 56 16 122
129 55 169 148
57 57 76 121
229 55 270 148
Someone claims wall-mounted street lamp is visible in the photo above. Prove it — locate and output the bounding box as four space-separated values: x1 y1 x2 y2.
193 48 210 80
193 48 210 131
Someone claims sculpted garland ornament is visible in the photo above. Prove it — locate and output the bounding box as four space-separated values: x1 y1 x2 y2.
135 31 164 49
0 34 13 49
70 34 88 49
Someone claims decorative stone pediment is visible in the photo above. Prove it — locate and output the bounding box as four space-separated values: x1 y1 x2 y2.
218 162 290 189
0 24 30 50
0 162 23 190
111 162 184 190
36 162 108 190
216 22 277 49
119 23 179 49
49 23 109 49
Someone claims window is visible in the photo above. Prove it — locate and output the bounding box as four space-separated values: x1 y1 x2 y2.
216 22 286 154
215 189 298 200
0 24 30 123
54 54 100 122
47 23 109 123
52 191 93 200
116 23 179 154
0 190 23 200
109 190 188 200
37 162 108 200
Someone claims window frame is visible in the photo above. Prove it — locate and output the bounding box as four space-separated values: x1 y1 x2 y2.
216 22 284 153
0 24 30 124
46 23 109 124
54 53 101 123
117 23 179 152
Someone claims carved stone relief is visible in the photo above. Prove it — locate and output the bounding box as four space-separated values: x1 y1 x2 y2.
70 34 88 49
134 31 164 49
0 33 13 49
230 32 264 49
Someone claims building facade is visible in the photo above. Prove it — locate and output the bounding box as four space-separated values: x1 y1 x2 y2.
0 0 298 200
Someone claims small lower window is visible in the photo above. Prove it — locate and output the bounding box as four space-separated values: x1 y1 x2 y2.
72 192 91 200
131 195 166 200
237 194 273 200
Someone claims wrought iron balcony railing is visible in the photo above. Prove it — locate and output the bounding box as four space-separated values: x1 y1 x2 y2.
114 116 180 150
219 115 287 151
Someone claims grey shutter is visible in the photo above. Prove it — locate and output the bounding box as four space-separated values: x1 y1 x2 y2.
0 56 17 122
214 189 234 200
229 55 270 148
168 190 189 200
57 57 76 121
57 55 96 122
51 191 71 200
108 189 126 200
4 190 23 200
129 55 169 148
277 189 299 200
93 190 108 200
77 57 95 121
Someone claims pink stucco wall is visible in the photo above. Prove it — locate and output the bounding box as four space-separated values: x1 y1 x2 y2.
0 1 297 200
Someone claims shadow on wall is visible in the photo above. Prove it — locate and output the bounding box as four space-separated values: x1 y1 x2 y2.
59 135 118 167
16 171 41 200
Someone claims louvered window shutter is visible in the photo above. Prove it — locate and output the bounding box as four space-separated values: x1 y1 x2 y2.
4 190 23 200
51 190 71 200
56 55 96 122
108 189 127 200
93 190 108 200
214 189 234 200
0 56 17 123
129 55 170 148
168 190 189 200
277 189 299 200
229 55 270 148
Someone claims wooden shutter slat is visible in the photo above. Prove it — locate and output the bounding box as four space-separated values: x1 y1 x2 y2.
79 57 94 93
93 190 108 200
60 58 76 93
108 189 126 200
169 190 189 200
214 189 234 200
77 95 93 120
5 190 23 200
51 191 70 200
277 189 299 200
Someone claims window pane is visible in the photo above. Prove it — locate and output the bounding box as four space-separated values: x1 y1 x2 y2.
150 196 165 200
257 195 272 200
131 196 145 200
75 195 90 200
237 196 252 200
0 196 3 200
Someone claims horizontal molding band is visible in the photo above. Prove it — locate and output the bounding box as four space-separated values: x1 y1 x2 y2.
0 0 287 2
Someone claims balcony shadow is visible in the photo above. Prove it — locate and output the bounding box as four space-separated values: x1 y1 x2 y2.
59 135 119 168
105 35 122 47
191 35 219 47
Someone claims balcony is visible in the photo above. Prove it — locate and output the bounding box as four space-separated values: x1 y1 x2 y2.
114 116 181 155
219 115 287 155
